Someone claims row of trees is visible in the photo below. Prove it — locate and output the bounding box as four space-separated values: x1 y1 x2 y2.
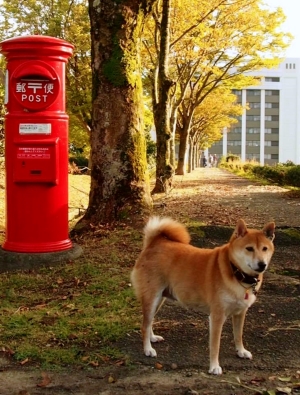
0 0 292 225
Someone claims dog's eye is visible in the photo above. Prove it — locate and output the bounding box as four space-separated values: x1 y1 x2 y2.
262 246 268 251
246 246 254 252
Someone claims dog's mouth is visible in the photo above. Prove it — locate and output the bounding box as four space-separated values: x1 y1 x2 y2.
252 261 267 273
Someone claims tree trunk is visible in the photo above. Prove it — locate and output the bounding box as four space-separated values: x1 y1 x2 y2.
176 126 188 175
151 0 174 194
187 140 192 173
80 0 154 226
169 105 177 167
176 104 195 175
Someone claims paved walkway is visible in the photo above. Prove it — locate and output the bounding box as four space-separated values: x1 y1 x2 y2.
154 167 300 228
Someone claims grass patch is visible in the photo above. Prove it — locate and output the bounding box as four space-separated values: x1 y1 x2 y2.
281 228 300 240
186 220 206 238
0 226 142 369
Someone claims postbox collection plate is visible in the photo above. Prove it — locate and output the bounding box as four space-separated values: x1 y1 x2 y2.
13 138 59 184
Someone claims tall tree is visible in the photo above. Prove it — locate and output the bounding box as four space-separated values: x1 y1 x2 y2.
151 0 174 194
83 0 154 224
172 0 291 174
142 0 291 177
186 89 243 172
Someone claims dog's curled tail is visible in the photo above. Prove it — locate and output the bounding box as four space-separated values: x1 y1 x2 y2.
143 216 191 249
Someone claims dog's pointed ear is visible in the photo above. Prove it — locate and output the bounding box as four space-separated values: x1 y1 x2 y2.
263 222 275 241
232 219 248 239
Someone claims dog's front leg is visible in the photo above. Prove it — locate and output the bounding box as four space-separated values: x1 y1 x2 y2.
232 310 252 359
208 313 226 375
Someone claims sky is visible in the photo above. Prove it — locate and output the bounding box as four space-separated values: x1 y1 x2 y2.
264 0 300 58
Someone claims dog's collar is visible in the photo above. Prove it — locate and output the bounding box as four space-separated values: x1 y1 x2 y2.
230 262 260 299
230 262 259 286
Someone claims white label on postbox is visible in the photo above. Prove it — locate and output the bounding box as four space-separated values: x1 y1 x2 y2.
19 123 51 135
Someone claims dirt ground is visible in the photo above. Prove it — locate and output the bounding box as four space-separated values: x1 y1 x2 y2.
0 167 300 395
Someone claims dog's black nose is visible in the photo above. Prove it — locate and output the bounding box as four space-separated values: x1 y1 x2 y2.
257 261 267 272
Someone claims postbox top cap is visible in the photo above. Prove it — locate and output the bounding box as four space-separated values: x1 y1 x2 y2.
0 35 74 57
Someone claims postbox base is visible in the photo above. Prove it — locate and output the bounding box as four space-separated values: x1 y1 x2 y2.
2 238 73 253
0 243 83 273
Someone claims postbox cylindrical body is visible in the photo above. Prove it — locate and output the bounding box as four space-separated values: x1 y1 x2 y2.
0 36 74 253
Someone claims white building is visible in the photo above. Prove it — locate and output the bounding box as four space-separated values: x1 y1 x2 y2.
209 58 300 165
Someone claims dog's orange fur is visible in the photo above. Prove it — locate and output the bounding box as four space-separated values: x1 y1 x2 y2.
131 216 275 374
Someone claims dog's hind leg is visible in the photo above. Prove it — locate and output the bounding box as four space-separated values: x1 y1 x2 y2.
142 294 165 357
155 296 166 315
232 310 252 359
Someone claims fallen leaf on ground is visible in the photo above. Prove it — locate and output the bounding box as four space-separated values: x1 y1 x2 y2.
20 358 29 365
37 372 51 387
276 387 292 394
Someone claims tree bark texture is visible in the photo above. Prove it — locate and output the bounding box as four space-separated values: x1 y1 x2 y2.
84 0 154 225
151 0 174 194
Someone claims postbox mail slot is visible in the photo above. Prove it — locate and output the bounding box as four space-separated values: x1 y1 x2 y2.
11 60 60 111
13 138 59 184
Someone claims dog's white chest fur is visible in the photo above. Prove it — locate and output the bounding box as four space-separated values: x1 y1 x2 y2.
222 289 256 316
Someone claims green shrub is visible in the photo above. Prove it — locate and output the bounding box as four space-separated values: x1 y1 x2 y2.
243 163 255 172
69 156 89 168
252 165 286 184
284 165 300 187
226 154 240 162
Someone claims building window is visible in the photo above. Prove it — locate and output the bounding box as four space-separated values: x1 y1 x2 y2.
246 141 260 146
211 140 223 146
247 128 260 134
265 102 279 109
265 90 279 96
265 115 279 121
265 128 279 134
287 63 296 69
271 154 279 159
249 102 261 109
227 141 241 146
232 127 242 133
265 77 280 82
247 90 260 96
246 153 259 160
246 115 260 121
232 89 242 95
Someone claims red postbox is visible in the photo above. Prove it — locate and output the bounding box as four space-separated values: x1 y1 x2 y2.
0 36 74 253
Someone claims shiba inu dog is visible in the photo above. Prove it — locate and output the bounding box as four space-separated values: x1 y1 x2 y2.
131 217 275 375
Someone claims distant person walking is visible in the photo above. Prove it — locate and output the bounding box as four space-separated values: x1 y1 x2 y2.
213 154 218 167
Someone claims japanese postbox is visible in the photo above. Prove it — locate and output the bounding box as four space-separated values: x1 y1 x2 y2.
0 36 74 253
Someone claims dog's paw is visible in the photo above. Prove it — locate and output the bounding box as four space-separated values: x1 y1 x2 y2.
144 347 157 357
150 334 164 343
208 365 223 375
236 348 252 359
